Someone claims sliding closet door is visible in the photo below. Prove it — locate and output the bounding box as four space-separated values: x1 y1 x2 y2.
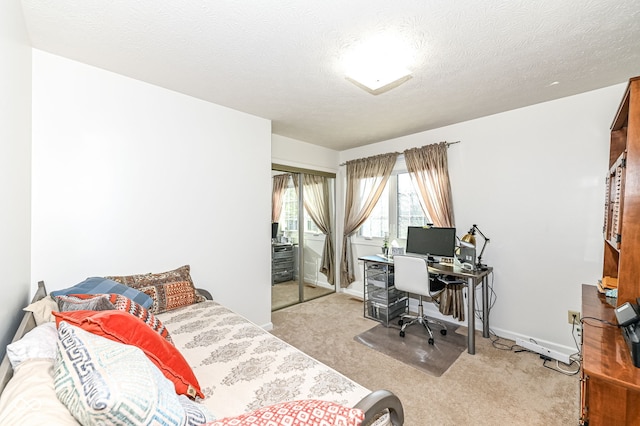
271 167 335 311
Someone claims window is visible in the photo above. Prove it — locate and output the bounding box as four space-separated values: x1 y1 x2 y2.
397 173 430 239
281 183 298 233
279 179 320 235
358 172 430 240
358 184 389 238
304 209 320 233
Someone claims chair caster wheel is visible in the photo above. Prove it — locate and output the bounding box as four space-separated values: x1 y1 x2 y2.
398 319 404 326
399 331 405 338
428 338 434 345
440 329 447 336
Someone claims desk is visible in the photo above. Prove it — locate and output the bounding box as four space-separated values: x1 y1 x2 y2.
580 284 640 425
359 255 492 355
428 261 492 355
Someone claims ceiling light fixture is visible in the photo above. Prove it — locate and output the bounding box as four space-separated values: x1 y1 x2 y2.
346 68 412 95
343 33 415 95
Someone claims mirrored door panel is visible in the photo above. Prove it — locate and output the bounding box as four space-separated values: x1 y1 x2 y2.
271 168 335 311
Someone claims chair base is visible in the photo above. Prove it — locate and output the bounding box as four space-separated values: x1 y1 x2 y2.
398 297 447 345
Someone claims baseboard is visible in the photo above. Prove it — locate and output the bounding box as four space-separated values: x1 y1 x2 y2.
260 321 274 331
497 328 577 363
341 288 364 300
515 338 571 364
416 301 578 362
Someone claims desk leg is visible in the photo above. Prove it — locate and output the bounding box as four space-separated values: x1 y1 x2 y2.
482 275 489 338
467 277 475 355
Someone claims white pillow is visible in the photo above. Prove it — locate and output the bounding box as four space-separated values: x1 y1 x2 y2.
54 322 212 425
23 295 59 325
6 322 58 369
0 358 79 425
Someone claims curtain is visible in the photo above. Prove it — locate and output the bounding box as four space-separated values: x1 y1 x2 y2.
293 174 335 285
340 153 398 287
271 174 290 223
404 142 455 227
405 142 463 320
433 283 465 321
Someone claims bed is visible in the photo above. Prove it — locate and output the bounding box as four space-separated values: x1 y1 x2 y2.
0 279 404 425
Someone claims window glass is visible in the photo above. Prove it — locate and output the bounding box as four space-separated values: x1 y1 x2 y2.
279 180 320 234
358 173 430 240
397 173 430 239
281 183 298 233
358 182 389 238
304 209 320 233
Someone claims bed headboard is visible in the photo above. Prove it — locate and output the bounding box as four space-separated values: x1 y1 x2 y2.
0 281 47 393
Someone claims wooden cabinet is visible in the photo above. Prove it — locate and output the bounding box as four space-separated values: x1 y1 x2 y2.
602 76 640 306
581 285 640 426
581 76 640 425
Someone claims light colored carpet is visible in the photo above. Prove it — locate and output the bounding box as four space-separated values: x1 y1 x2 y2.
270 293 579 426
271 280 334 310
354 321 467 377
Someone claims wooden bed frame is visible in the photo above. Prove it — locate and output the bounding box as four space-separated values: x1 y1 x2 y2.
0 281 404 425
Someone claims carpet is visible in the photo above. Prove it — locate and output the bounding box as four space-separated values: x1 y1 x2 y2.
354 321 467 377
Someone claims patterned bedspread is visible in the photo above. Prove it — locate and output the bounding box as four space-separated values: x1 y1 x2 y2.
157 300 373 419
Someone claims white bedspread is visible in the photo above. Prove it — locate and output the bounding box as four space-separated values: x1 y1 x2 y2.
158 301 372 419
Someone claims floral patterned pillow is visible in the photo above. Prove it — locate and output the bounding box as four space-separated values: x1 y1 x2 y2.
106 265 206 314
201 399 364 426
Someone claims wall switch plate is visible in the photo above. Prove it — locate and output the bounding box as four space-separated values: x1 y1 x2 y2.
568 310 580 324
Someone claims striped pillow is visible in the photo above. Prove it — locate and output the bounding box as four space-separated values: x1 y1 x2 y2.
55 293 173 344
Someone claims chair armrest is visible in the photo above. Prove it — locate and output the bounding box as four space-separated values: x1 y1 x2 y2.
196 288 213 300
354 389 404 426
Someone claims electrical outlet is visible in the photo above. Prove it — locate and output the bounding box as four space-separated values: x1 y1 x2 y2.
568 310 580 324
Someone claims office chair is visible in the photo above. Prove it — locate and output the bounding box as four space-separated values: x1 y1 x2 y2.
393 255 461 345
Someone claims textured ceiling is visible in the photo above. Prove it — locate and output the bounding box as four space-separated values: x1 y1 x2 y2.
20 0 640 150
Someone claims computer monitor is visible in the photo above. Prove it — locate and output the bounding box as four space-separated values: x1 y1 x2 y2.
405 226 456 259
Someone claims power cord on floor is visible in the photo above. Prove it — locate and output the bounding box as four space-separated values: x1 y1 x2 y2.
542 356 580 376
512 337 581 375
472 273 582 375
465 271 582 375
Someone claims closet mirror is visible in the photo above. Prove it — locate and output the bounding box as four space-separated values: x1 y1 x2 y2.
271 165 336 311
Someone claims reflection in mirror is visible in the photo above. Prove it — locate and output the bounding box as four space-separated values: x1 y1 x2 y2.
271 168 335 311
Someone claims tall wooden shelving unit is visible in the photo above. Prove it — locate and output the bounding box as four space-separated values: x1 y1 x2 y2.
580 76 640 425
603 75 640 305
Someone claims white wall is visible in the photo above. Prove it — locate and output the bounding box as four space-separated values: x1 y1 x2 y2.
338 84 626 354
31 50 273 327
272 134 339 173
0 0 32 355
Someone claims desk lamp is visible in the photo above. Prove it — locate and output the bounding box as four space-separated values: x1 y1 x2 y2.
462 224 490 270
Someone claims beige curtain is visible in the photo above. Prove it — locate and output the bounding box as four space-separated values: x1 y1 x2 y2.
404 142 455 227
293 174 335 285
271 174 290 223
405 142 463 320
340 153 398 287
433 283 465 321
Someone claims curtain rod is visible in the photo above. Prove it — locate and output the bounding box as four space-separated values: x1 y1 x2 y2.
339 140 461 166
